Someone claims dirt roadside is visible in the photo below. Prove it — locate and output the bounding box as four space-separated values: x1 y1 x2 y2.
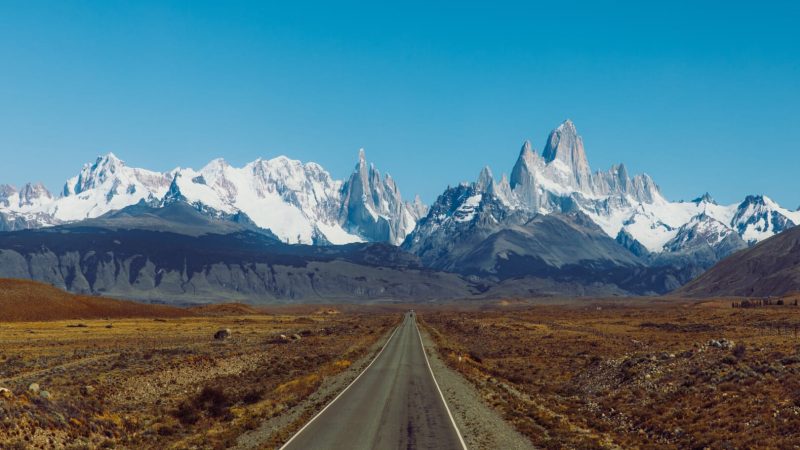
234 322 399 449
418 326 535 450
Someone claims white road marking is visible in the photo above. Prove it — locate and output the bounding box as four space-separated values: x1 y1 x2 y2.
414 316 469 450
279 320 402 450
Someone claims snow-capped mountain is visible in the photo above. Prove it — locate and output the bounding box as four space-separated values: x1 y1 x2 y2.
731 195 799 243
1 119 796 257
404 120 799 267
0 152 425 244
339 149 424 244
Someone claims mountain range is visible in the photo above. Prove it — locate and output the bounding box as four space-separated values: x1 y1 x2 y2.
406 120 797 263
0 150 425 245
0 120 796 302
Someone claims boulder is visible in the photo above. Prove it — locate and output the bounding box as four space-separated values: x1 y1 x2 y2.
709 339 735 350
214 328 231 340
28 383 40 394
0 387 13 399
39 390 50 399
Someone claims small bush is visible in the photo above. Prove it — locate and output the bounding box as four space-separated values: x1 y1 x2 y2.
242 389 263 405
195 386 230 418
732 343 746 359
156 424 176 436
174 401 200 425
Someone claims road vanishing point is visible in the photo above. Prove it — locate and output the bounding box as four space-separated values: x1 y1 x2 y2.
281 312 467 450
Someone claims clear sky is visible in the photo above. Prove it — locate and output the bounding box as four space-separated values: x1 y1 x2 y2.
1 1 798 207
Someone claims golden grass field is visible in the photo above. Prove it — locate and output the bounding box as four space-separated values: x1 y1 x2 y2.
0 292 396 449
421 298 800 449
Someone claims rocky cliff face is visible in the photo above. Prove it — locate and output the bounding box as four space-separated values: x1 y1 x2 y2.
339 149 422 244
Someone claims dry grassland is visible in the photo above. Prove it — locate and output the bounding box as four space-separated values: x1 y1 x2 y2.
0 310 396 449
421 299 800 449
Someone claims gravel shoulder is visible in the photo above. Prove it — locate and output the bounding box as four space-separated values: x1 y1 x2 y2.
235 324 398 449
418 327 536 450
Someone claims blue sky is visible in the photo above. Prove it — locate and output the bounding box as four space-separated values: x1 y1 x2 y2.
1 1 799 207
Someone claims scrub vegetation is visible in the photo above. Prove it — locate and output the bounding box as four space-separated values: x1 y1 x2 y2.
421 298 800 449
0 282 395 449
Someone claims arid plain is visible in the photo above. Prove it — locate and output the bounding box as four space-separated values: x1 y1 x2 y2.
3 280 800 449
421 298 800 449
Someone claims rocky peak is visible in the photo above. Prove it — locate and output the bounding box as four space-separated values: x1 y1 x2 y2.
692 192 716 204
541 119 592 189
65 152 127 196
0 184 17 197
509 140 538 190
200 158 230 180
18 182 52 207
0 184 17 207
409 194 429 218
739 194 767 206
731 194 795 243
664 212 746 257
162 174 186 205
340 149 421 244
476 166 494 192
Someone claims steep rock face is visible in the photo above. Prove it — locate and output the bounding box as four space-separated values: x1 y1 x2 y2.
615 229 650 258
541 119 593 191
339 149 422 244
0 151 425 245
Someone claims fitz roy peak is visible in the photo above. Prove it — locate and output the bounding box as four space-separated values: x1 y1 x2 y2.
403 120 799 274
0 151 425 245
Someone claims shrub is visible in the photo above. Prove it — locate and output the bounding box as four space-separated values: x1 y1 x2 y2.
242 389 263 405
195 386 230 418
732 343 746 359
174 401 200 425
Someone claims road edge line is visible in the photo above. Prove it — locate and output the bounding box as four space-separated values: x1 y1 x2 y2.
278 318 402 450
414 316 469 450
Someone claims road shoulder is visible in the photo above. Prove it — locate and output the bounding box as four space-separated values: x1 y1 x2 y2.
418 326 536 450
235 324 398 449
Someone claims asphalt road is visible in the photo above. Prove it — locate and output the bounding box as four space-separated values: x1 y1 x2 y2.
281 312 467 450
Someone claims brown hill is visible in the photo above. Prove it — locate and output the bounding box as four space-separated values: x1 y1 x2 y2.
0 278 192 321
676 225 800 297
188 302 265 316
